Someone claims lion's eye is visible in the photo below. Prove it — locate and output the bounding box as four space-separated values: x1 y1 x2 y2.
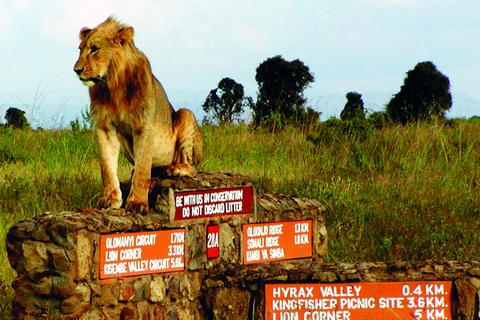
91 46 99 54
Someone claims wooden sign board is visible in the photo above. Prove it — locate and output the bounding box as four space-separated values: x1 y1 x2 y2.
174 186 253 221
242 220 312 264
99 229 185 279
265 281 452 320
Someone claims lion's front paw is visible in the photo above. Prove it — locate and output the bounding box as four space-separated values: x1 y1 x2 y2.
98 195 123 210
165 165 181 177
165 164 196 177
125 200 149 215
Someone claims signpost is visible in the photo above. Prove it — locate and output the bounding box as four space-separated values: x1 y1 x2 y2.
265 281 453 320
206 225 220 259
99 229 185 279
242 220 313 264
174 186 254 221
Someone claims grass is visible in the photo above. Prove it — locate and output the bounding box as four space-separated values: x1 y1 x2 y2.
0 130 130 277
200 121 480 262
1 120 480 317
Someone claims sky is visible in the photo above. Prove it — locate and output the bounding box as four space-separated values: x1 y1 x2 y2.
1 0 480 127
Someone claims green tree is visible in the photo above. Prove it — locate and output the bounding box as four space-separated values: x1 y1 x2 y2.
4 107 30 129
202 78 246 124
340 92 365 121
386 61 452 124
251 55 314 127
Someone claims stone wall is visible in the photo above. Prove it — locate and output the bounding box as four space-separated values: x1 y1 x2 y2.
7 173 327 319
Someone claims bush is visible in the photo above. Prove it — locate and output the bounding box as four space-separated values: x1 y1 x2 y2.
307 117 374 146
367 111 392 130
4 107 30 129
340 92 365 121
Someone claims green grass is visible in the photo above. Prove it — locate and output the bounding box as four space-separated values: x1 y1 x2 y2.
1 121 480 317
0 128 133 318
200 122 480 262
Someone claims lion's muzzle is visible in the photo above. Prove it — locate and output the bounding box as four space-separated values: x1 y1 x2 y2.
74 66 104 86
74 66 84 76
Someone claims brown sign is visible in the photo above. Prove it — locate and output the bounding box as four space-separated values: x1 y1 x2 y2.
242 220 312 264
174 186 253 221
265 281 452 320
99 229 185 279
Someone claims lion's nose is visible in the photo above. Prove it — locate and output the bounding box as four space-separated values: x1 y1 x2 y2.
74 67 84 75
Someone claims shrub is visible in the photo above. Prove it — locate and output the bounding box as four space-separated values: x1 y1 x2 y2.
4 107 30 130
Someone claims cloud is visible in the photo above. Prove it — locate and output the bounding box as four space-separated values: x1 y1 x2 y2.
364 0 422 6
0 10 10 41
11 0 34 10
1 0 480 121
37 0 115 44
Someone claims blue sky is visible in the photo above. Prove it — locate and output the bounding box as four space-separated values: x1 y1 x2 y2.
1 0 480 127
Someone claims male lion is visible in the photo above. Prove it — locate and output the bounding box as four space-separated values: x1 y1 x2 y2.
74 17 203 214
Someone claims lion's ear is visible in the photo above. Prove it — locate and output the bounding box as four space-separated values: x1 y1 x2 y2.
116 27 134 46
79 27 91 40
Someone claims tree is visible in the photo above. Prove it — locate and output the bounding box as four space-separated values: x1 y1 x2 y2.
340 92 365 121
202 78 246 124
4 107 30 129
251 55 314 127
386 61 452 124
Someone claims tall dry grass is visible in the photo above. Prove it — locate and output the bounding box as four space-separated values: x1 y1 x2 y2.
1 120 480 317
200 121 480 262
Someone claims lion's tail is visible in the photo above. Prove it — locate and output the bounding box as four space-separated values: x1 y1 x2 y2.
192 125 204 166
172 108 204 168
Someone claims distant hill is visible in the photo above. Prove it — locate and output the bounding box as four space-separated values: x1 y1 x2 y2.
448 93 480 118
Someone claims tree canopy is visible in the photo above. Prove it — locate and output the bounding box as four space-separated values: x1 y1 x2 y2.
340 92 365 121
202 77 246 125
4 107 30 129
386 61 452 124
251 55 314 127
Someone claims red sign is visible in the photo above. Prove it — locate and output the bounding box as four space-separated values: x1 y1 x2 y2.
242 220 312 264
174 186 253 221
206 225 220 259
99 229 185 279
265 281 453 320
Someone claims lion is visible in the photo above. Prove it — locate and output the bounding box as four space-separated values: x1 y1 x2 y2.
73 16 204 214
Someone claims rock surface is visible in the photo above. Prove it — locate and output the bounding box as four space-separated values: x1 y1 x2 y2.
7 173 328 319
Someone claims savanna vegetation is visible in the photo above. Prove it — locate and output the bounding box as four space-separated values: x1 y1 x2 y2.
0 56 475 318
2 118 480 316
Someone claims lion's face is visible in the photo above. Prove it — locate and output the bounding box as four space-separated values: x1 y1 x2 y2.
74 31 112 86
74 18 134 87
